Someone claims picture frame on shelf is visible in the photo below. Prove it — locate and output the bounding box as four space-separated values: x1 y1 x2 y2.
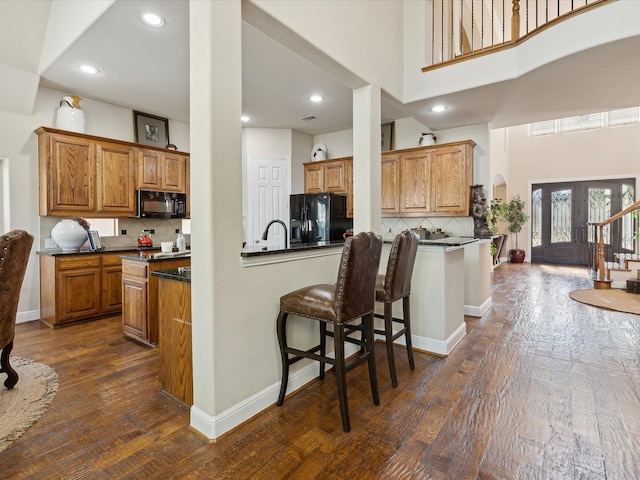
381 121 394 152
87 230 103 251
133 110 170 148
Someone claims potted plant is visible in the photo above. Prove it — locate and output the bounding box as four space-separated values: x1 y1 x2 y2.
487 198 508 263
502 194 529 263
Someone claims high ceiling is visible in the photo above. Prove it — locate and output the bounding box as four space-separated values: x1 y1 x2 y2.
36 1 640 136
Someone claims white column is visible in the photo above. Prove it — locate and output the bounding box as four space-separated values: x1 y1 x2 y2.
352 85 382 234
189 0 243 439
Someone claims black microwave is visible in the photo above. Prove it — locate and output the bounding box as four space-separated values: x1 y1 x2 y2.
136 190 187 218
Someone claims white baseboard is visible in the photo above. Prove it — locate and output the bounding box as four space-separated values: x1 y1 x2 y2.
464 297 492 317
190 343 359 440
16 310 40 324
411 322 467 357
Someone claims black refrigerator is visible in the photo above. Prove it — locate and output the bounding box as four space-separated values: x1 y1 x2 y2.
290 193 353 245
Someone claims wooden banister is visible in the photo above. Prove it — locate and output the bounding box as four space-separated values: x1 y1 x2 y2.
589 199 640 287
423 0 615 73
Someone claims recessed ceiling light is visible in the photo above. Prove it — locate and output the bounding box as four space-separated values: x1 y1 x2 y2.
78 64 99 74
430 105 447 113
310 95 323 103
241 115 250 122
142 13 165 27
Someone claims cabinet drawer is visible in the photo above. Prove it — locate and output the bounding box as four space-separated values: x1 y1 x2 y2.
122 262 148 278
57 256 101 270
102 252 127 266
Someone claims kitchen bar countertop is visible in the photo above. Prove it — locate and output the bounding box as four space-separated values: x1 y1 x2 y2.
120 251 191 262
241 240 345 257
151 266 191 283
37 246 141 256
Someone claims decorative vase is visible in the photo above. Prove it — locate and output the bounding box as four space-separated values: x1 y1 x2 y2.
508 248 526 263
56 95 86 133
419 132 436 146
51 219 88 251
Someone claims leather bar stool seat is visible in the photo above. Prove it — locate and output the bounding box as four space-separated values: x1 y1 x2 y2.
276 231 383 432
374 230 419 387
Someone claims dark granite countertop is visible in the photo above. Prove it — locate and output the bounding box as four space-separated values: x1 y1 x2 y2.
241 240 345 257
37 246 142 256
383 236 479 247
120 251 191 262
151 267 191 283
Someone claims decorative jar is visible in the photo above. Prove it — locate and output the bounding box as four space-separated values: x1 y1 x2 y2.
51 219 88 251
56 95 86 133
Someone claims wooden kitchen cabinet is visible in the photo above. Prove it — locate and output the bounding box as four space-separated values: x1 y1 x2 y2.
39 251 134 327
304 156 353 217
37 129 96 216
121 256 191 347
381 153 400 215
36 126 190 217
381 140 475 217
96 141 136 215
431 142 474 215
157 276 192 405
135 148 187 193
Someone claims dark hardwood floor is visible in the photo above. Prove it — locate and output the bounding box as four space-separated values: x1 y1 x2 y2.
2 263 640 479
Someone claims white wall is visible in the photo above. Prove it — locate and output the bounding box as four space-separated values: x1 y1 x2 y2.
251 0 405 100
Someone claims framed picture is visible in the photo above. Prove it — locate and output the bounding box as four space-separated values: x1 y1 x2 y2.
133 111 170 148
87 230 103 251
381 121 394 152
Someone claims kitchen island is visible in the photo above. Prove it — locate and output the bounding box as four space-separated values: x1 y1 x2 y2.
241 235 483 356
152 267 192 405
120 252 191 347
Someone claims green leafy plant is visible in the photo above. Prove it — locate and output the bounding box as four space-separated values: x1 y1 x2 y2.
487 198 507 234
503 194 529 249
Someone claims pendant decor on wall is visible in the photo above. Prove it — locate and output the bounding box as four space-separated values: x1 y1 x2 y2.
56 95 86 133
50 219 88 251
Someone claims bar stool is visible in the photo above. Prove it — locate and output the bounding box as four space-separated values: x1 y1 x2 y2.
276 231 383 432
374 230 419 387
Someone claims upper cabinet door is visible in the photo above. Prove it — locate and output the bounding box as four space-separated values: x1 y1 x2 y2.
136 149 163 190
162 152 186 192
40 132 96 215
399 151 431 215
431 143 473 215
304 163 324 193
381 153 400 216
96 142 136 215
323 160 346 192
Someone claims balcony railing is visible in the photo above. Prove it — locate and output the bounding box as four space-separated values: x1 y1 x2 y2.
588 200 640 288
424 0 614 71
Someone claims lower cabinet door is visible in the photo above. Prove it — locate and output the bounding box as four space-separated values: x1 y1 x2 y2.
58 268 102 322
121 277 149 344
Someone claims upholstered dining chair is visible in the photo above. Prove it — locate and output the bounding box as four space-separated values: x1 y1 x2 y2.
374 230 419 387
276 231 383 432
0 230 34 389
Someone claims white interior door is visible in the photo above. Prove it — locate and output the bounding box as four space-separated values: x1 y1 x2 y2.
248 155 289 248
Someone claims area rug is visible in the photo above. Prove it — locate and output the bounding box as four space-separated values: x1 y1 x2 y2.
0 356 58 453
569 288 640 315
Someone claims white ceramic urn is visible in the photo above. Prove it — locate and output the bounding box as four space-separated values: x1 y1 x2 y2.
51 219 88 251
56 95 86 133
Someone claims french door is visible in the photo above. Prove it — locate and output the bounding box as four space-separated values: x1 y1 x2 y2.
531 179 635 265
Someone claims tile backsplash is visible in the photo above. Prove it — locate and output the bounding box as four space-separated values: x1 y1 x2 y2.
380 216 474 241
40 217 190 249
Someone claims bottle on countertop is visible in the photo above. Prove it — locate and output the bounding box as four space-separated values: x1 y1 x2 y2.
176 232 186 252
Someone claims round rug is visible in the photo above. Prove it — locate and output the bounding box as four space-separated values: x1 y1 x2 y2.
0 356 58 453
569 288 640 315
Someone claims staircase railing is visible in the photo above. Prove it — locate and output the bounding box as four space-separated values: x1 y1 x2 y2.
424 0 615 71
588 200 640 288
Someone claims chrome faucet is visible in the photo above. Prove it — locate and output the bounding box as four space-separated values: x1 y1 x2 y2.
261 220 288 249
